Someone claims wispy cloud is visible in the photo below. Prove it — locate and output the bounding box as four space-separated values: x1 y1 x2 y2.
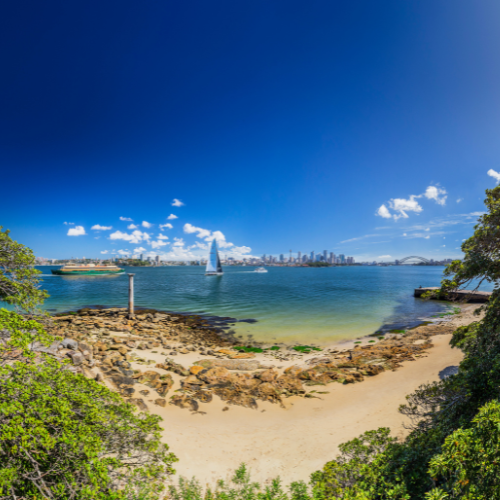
171 198 184 207
67 226 86 236
91 224 112 231
340 234 379 244
63 222 75 225
160 223 173 230
167 214 178 220
100 250 108 254
120 217 133 221
142 221 153 228
128 224 138 229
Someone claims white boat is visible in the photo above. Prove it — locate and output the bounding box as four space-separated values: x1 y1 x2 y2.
254 267 268 273
205 239 223 276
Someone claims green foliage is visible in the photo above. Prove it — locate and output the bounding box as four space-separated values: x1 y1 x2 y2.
168 464 312 500
306 262 330 267
0 308 54 365
449 321 480 353
427 400 500 499
0 227 48 312
311 428 401 499
0 309 177 499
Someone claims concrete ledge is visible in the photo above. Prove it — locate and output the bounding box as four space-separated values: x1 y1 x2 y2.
414 287 491 303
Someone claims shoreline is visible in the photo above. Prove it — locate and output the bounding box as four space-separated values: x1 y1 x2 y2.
29 302 482 486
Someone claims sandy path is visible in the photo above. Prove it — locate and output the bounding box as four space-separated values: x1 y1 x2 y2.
146 332 463 486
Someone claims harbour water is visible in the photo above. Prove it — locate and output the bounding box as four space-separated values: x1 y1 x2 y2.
19 265 492 345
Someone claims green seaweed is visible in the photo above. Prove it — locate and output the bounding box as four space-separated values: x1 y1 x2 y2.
232 346 264 353
292 345 322 353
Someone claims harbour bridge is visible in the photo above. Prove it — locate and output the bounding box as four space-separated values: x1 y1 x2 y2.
397 256 431 265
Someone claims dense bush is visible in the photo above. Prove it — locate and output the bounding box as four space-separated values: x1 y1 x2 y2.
0 310 177 500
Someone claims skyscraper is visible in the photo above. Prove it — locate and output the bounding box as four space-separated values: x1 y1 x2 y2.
140 253 143 261
323 250 327 262
297 251 302 262
279 254 284 262
310 251 315 261
329 252 335 264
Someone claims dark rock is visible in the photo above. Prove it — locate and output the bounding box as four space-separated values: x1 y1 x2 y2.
62 338 78 350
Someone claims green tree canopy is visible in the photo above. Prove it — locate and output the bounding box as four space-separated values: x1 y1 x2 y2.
0 226 48 312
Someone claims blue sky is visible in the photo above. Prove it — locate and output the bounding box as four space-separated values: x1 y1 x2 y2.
1 0 500 261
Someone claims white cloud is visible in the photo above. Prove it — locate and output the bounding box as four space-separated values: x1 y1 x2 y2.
109 230 150 244
91 224 112 231
457 198 463 203
100 250 108 254
117 250 130 256
151 240 169 249
167 214 178 220
389 195 423 220
142 221 153 228
67 226 86 236
378 255 392 259
157 234 168 240
184 223 212 239
377 184 448 221
133 247 147 253
160 223 173 230
376 204 392 219
63 222 75 225
424 186 447 206
172 198 184 207
403 233 407 236
425 228 430 231
442 245 446 247
128 224 138 229
120 217 133 221
488 169 500 184
173 237 184 247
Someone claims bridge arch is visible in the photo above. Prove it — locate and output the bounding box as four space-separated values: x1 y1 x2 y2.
398 256 430 265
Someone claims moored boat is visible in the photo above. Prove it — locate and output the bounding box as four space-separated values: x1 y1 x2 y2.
51 263 125 275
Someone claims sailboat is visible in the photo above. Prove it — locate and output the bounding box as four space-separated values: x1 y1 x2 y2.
205 239 223 276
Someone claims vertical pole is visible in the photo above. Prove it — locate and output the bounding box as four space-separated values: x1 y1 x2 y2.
128 273 135 316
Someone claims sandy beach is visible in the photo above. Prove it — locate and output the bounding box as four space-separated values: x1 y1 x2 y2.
129 304 479 486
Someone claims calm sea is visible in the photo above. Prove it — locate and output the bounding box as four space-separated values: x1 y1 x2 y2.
11 265 489 345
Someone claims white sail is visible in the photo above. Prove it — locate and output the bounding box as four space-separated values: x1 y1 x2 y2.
205 239 223 275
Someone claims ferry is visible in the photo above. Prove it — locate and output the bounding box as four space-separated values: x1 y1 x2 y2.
254 267 268 273
51 263 125 275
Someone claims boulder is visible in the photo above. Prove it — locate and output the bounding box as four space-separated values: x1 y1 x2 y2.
156 360 189 377
197 366 231 385
170 395 199 412
190 365 205 376
257 368 278 382
67 351 84 366
275 374 305 395
61 338 78 350
155 398 167 407
127 398 148 411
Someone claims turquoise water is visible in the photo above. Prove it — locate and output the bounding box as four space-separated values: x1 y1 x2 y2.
21 265 491 345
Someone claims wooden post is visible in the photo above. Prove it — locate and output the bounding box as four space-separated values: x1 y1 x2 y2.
128 273 135 316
